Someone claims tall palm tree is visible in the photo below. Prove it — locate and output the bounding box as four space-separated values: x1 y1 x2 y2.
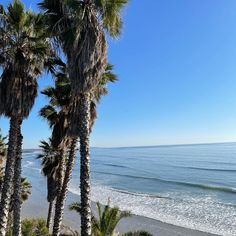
38 139 60 229
53 64 117 236
39 1 127 235
0 1 52 235
40 62 117 235
40 65 72 233
7 177 31 236
69 201 152 236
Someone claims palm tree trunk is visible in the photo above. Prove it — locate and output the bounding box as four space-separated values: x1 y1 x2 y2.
52 138 77 236
6 211 13 236
79 93 92 236
0 116 21 236
57 149 65 194
12 130 23 236
47 201 54 229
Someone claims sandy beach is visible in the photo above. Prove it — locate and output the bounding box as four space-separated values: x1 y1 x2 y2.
22 189 219 236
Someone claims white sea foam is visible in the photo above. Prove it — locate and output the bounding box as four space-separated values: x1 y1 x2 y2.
22 152 41 158
23 161 41 172
69 183 236 236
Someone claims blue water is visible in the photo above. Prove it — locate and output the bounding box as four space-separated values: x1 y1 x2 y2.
22 143 236 236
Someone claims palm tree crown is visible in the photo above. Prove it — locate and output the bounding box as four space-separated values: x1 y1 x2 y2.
39 0 126 95
0 0 52 118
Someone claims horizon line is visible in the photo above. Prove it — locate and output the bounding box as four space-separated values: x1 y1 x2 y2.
23 141 236 150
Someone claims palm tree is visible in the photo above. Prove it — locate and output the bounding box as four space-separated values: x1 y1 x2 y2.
38 139 60 229
0 1 53 235
40 62 71 191
53 64 117 236
39 1 127 235
69 201 152 236
6 177 31 236
40 61 117 235
39 65 72 233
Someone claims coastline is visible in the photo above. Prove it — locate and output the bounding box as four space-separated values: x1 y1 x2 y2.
22 189 219 236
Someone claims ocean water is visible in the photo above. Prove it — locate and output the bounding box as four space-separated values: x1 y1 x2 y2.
22 143 236 236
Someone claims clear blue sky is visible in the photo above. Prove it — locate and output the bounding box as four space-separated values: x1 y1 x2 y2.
1 0 236 148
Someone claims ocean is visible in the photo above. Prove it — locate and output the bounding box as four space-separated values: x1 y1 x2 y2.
22 143 236 236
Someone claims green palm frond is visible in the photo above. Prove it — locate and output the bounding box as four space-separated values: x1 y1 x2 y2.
95 0 128 38
69 202 81 214
7 0 25 29
41 87 56 98
38 139 60 203
39 105 58 128
43 56 65 75
20 177 32 202
101 63 118 83
69 200 132 236
92 63 117 103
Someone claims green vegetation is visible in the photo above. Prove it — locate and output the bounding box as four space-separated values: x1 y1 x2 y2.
21 219 49 236
69 201 153 236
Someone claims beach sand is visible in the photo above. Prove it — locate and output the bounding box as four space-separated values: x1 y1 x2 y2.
22 188 219 236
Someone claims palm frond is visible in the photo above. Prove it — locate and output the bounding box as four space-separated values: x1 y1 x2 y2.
95 0 128 38
69 202 81 213
39 105 58 128
20 177 32 202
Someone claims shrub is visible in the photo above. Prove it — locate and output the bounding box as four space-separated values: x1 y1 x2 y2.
21 218 49 236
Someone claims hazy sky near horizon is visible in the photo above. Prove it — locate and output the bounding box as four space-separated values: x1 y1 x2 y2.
1 0 236 148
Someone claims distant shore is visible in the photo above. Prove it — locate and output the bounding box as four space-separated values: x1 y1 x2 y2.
22 190 219 236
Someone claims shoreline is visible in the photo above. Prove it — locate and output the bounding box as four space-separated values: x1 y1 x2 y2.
22 190 219 236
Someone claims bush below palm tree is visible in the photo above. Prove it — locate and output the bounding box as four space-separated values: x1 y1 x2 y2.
69 201 152 236
21 219 49 236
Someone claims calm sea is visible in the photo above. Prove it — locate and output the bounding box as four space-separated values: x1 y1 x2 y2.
22 143 236 236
